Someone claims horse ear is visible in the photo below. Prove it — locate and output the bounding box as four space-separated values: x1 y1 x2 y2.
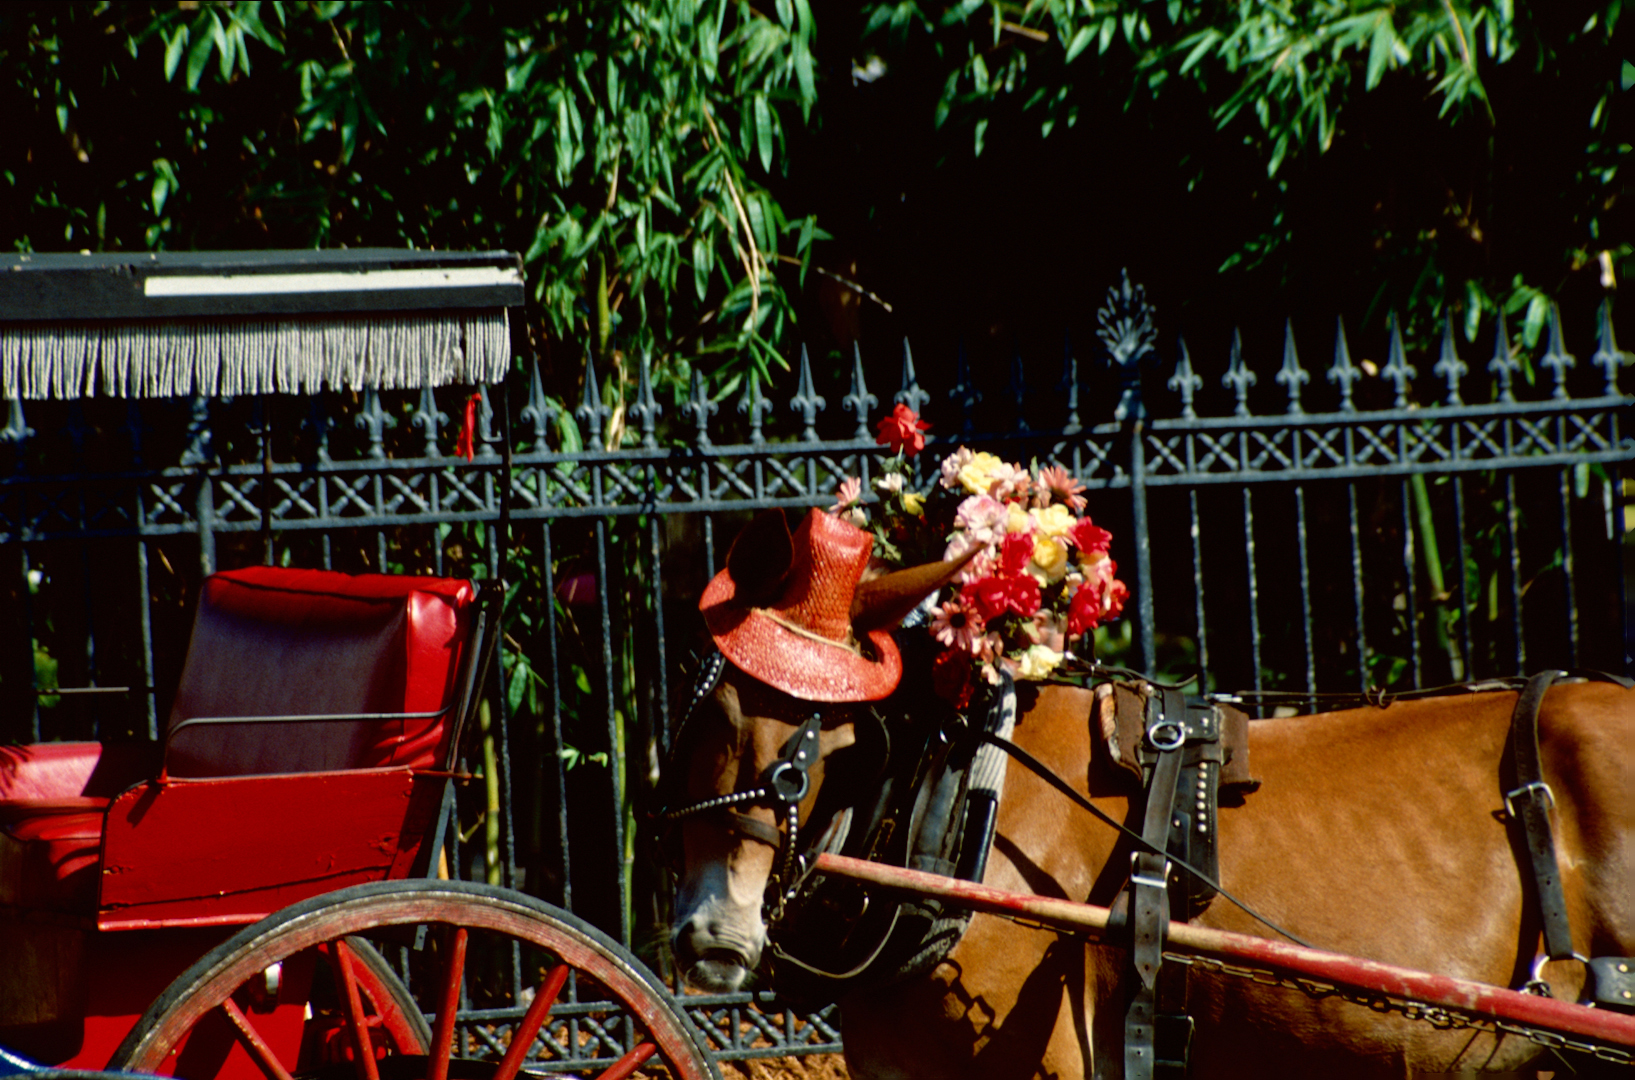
851 547 980 632
726 509 794 605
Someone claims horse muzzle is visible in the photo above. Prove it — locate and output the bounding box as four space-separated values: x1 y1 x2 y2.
672 915 764 992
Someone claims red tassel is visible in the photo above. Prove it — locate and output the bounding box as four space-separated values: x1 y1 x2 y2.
455 393 480 461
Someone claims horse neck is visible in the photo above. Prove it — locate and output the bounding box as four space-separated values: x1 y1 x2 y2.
993 682 1134 907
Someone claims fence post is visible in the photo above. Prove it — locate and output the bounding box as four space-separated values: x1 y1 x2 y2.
1098 271 1158 674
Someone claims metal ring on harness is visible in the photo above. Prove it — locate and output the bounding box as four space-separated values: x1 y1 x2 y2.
1147 719 1186 752
1525 951 1591 997
766 759 811 804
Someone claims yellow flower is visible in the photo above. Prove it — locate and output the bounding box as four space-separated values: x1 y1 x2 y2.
1005 503 1032 534
1016 644 1064 680
1029 536 1069 583
957 452 1008 496
1033 504 1076 539
901 491 925 516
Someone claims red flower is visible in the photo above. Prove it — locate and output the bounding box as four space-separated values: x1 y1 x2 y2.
875 404 930 458
932 648 974 709
1067 583 1102 638
964 573 1041 622
1068 518 1112 555
1000 532 1034 576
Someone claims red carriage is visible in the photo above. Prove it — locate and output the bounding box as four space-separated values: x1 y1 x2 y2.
0 251 717 1080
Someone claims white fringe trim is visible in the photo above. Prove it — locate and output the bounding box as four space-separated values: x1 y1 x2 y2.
0 310 509 398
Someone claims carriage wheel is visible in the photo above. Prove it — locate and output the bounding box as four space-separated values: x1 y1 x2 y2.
112 880 719 1080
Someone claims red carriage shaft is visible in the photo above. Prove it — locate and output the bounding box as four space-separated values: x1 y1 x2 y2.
813 852 1635 1050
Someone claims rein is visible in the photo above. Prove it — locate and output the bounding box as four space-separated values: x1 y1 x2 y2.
976 731 1312 949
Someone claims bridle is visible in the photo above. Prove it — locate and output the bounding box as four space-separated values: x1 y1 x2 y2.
657 652 838 915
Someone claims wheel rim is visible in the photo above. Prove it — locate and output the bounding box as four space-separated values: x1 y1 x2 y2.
116 883 716 1080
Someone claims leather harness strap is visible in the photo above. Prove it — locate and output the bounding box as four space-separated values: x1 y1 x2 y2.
1507 670 1576 971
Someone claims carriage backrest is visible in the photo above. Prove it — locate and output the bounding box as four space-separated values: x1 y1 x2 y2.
164 566 478 778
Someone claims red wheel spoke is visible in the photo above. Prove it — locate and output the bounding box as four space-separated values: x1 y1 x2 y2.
592 1041 657 1080
490 963 570 1080
428 927 468 1080
219 998 297 1080
332 940 382 1080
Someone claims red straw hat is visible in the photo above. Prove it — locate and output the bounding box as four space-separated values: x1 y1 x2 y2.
700 509 901 702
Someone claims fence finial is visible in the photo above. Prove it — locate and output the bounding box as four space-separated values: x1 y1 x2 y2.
1276 319 1309 415
475 385 498 459
791 344 825 442
1098 269 1157 422
739 369 771 446
575 348 611 445
1008 345 1030 431
843 343 876 440
520 357 554 445
629 352 661 450
1433 313 1467 406
895 338 929 414
1168 337 1202 420
1382 313 1415 408
0 394 32 447
1540 302 1575 400
1058 331 1081 435
1593 298 1625 396
1224 328 1255 418
413 384 448 457
685 366 717 449
1327 315 1360 413
354 389 391 461
1489 310 1520 403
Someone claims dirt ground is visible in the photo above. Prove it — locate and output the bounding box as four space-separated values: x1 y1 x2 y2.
718 1054 850 1079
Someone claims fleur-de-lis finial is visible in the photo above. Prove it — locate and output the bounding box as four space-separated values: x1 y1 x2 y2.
353 389 392 461
519 357 555 446
413 384 448 457
739 370 772 445
1167 337 1202 420
1381 314 1415 408
1539 302 1574 401
1327 316 1360 413
684 367 718 448
1593 298 1626 396
1432 313 1467 406
1098 270 1158 422
843 344 876 440
1489 310 1520 404
791 344 825 442
1223 329 1256 418
1007 346 1029 431
895 338 930 414
1275 320 1309 415
1059 331 1081 435
627 351 662 449
575 348 612 444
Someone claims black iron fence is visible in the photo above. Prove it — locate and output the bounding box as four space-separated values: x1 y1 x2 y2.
3 276 1629 1063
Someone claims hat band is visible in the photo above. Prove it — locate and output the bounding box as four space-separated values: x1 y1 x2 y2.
752 607 862 656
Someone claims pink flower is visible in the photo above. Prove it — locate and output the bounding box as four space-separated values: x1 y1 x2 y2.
939 447 975 490
944 534 997 585
829 476 866 527
955 494 1006 544
1034 464 1088 512
930 597 987 654
875 404 930 458
985 461 1031 503
1068 518 1112 556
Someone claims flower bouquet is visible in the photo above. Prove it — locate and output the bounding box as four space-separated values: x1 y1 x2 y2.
832 405 1128 708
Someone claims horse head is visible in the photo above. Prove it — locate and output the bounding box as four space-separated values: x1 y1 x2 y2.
664 508 972 992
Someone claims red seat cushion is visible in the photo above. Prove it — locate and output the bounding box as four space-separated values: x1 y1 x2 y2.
0 800 106 910
165 566 477 778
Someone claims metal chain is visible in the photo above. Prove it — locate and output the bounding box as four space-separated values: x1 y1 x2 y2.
1166 953 1635 1067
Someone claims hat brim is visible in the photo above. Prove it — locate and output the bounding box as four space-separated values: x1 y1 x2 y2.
700 567 902 702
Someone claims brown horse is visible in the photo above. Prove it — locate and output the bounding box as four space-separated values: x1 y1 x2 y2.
669 665 1635 1078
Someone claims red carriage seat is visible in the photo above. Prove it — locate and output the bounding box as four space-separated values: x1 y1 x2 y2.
0 566 483 919
164 565 477 777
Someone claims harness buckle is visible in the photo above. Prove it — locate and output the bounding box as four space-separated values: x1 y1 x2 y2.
1504 779 1555 817
1130 852 1171 892
1146 720 1186 753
